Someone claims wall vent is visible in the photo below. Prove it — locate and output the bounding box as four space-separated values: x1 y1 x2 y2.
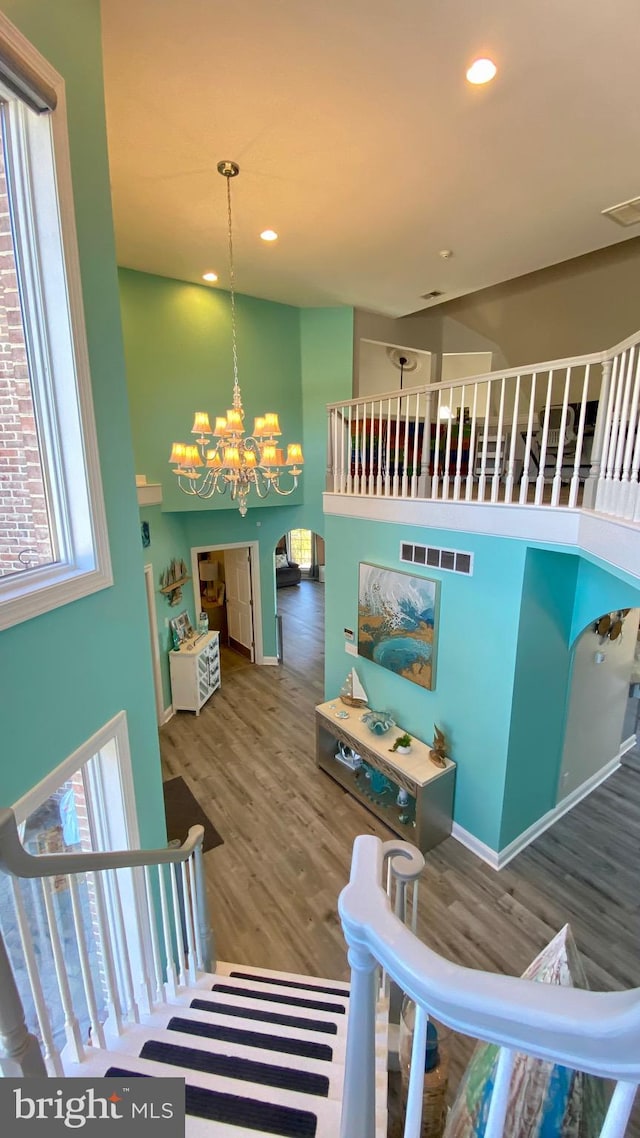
400 541 473 576
601 196 640 228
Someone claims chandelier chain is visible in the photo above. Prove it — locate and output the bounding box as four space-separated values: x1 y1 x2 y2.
226 171 240 407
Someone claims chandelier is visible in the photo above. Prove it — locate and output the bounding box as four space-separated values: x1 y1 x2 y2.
169 160 303 517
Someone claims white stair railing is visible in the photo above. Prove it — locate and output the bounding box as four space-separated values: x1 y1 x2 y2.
339 834 640 1138
0 806 214 1075
328 327 640 520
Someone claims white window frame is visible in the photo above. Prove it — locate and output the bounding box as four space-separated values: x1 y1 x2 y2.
0 13 111 630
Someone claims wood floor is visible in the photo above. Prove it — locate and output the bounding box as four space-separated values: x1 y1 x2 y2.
160 579 640 1123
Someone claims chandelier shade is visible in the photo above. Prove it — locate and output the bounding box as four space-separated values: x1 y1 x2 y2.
169 160 303 516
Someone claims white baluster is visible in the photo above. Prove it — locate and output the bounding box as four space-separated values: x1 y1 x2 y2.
550 367 571 507
0 918 47 1077
477 382 492 502
403 1002 428 1138
431 391 442 499
8 878 62 1075
157 863 178 998
410 392 420 497
411 880 419 934
368 401 375 497
354 404 362 495
441 389 454 500
107 868 139 1022
465 384 479 501
181 860 198 986
504 375 521 504
384 397 392 497
519 372 537 504
376 400 384 496
170 862 187 988
599 352 625 515
491 378 506 502
192 841 214 972
569 364 591 508
585 356 613 509
621 350 640 519
597 1080 638 1138
40 876 84 1061
420 390 432 497
484 1047 515 1138
347 404 353 493
453 385 466 500
91 872 123 1035
340 942 377 1138
401 394 411 497
611 346 636 516
68 874 106 1048
393 396 401 497
144 865 166 1003
535 370 555 504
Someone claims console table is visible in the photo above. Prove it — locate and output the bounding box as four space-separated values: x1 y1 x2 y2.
169 631 220 715
315 700 455 853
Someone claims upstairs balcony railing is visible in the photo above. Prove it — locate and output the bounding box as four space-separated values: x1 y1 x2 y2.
327 328 640 521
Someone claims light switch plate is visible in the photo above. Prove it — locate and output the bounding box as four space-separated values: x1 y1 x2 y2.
345 642 357 656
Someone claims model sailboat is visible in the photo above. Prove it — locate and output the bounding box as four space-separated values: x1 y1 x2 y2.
339 667 368 708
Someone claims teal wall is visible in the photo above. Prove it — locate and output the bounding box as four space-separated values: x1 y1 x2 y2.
570 558 640 643
324 516 528 850
119 268 304 515
139 506 194 710
501 550 578 848
0 1 166 847
120 276 353 660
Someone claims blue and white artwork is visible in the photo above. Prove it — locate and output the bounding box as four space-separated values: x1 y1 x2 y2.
358 563 438 690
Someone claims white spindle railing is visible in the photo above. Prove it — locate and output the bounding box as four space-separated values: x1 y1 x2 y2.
328 327 640 522
0 807 213 1075
339 835 640 1138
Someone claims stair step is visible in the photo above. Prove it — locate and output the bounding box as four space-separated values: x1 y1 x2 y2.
167 1015 333 1062
139 1039 330 1098
190 997 338 1036
228 971 350 999
211 982 346 1016
105 1066 319 1137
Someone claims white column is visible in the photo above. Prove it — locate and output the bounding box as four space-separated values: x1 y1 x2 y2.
0 926 47 1077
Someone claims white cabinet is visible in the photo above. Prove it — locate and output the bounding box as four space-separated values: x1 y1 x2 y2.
169 632 220 715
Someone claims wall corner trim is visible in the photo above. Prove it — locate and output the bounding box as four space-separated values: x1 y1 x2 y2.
450 823 500 870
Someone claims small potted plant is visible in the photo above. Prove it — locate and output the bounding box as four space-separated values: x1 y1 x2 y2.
390 732 412 755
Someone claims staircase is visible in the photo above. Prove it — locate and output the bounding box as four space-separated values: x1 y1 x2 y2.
65 961 355 1137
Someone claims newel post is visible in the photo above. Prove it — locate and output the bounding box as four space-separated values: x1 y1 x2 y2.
0 927 46 1076
340 939 378 1138
583 355 612 509
193 841 215 973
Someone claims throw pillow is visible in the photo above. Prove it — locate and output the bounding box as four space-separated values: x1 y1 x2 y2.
275 553 289 569
443 924 606 1138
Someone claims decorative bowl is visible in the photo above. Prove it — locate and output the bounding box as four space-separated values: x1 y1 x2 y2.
361 709 395 736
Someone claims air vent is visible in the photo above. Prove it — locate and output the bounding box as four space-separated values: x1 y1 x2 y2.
601 196 640 228
421 290 444 300
400 541 473 576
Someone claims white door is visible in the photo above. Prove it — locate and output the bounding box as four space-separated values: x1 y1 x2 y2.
225 546 254 660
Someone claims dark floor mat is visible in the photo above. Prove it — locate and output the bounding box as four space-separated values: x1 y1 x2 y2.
190 997 338 1035
139 1039 330 1097
162 775 223 852
105 1067 317 1137
167 1015 333 1061
212 982 346 1015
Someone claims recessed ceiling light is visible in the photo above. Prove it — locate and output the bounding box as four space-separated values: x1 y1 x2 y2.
260 229 278 242
202 271 218 282
466 58 497 85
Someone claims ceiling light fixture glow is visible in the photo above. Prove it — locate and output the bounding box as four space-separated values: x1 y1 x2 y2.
466 58 497 85
260 229 278 242
202 271 218 282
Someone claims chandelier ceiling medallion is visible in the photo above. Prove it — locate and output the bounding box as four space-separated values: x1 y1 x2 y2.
169 160 303 517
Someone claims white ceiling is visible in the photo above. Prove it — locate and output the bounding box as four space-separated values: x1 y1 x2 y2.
101 0 640 316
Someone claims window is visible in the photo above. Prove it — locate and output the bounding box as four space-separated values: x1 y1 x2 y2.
289 528 312 570
0 14 111 630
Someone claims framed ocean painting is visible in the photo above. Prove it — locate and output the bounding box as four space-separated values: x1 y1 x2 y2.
358 563 439 690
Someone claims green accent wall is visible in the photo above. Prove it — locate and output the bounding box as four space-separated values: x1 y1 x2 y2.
0 1 166 847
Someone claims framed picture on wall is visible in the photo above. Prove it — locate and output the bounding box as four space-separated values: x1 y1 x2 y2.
170 610 193 645
358 563 439 691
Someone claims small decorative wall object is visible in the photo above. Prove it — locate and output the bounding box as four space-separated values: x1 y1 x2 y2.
159 558 190 606
169 610 193 647
358 563 439 690
141 520 150 548
429 725 448 769
593 609 630 644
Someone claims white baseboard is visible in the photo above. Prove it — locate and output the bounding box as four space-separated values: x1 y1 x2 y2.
450 824 500 870
162 705 174 724
452 747 627 871
261 655 279 666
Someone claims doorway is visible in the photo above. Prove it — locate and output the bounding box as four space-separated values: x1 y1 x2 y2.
144 563 164 725
191 542 263 663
